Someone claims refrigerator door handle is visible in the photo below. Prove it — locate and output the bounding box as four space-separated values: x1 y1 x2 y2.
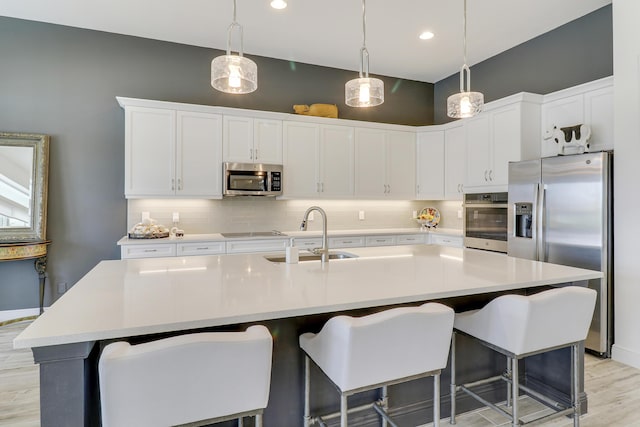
536 183 546 262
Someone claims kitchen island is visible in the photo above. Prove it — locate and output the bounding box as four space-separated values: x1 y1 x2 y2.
14 245 602 426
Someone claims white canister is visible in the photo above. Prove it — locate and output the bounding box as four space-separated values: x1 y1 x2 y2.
286 240 299 264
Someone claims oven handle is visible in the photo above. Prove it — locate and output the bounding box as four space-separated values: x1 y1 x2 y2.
463 203 509 209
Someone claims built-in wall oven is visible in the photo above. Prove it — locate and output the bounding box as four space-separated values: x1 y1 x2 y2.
463 192 508 253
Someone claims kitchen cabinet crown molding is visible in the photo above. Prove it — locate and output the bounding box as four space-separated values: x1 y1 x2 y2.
116 96 416 132
541 76 613 104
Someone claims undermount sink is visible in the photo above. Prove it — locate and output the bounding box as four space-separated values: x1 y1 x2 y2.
265 251 358 263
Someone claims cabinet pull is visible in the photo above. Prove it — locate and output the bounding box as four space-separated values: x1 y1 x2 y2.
321 182 324 192
177 178 182 190
249 148 253 159
343 240 352 244
196 247 208 250
144 249 157 253
484 170 488 181
488 170 493 181
376 239 386 242
254 148 258 160
316 182 320 193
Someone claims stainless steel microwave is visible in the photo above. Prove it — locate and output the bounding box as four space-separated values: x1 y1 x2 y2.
223 162 283 197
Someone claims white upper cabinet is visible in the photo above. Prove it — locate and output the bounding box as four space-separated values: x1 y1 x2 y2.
355 128 415 199
124 106 222 198
444 123 466 200
177 111 223 197
416 130 445 200
541 77 613 157
223 115 282 164
282 121 354 199
464 95 542 193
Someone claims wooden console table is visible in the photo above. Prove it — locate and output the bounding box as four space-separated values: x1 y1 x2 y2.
0 241 51 314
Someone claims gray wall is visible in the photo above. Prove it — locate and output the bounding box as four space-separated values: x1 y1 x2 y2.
0 17 433 311
0 4 613 311
434 5 613 124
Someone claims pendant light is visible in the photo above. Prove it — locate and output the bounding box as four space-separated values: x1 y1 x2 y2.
345 0 384 107
211 0 257 94
447 0 483 118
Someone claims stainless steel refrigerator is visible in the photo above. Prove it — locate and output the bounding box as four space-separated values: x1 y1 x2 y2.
508 151 613 356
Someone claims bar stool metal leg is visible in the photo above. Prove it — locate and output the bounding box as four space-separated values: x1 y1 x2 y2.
341 394 348 427
511 357 519 427
506 357 512 408
304 356 311 427
572 343 580 427
255 414 263 427
434 372 441 427
450 332 457 425
381 385 389 427
238 418 244 427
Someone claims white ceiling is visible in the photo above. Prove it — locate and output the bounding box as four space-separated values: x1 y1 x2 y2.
0 0 611 83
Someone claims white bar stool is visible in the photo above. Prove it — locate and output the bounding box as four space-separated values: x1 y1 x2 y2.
300 303 455 427
99 325 273 427
449 286 596 427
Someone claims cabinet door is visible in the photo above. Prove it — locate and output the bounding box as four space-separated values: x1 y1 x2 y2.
282 122 320 198
541 95 584 157
124 106 175 197
465 114 491 188
177 111 222 198
222 115 253 163
491 104 522 187
584 86 614 152
416 131 445 200
354 128 387 198
253 119 283 164
319 125 354 198
386 131 416 199
444 124 466 200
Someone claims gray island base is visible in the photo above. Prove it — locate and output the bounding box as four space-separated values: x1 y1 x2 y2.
14 245 602 426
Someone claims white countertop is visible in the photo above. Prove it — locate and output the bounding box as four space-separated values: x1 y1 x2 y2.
15 245 601 349
14 245 602 348
117 227 462 245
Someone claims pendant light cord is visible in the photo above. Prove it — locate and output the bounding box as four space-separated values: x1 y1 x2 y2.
226 0 244 57
359 0 369 78
459 0 471 93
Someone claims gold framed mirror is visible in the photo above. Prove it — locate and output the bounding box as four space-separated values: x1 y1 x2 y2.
0 132 50 241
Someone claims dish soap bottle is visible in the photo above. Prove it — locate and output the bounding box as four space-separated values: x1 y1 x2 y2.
286 238 299 264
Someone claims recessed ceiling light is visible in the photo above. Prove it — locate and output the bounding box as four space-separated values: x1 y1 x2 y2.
270 0 287 9
419 31 435 40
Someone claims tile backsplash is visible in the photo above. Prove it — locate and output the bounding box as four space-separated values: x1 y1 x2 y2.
127 199 463 234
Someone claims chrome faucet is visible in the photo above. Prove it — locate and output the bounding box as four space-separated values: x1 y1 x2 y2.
300 206 329 263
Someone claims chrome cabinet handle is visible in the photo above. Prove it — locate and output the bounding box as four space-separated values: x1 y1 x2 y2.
254 148 258 160
144 249 157 253
171 178 175 191
488 170 493 181
321 183 324 192
177 178 182 190
249 148 253 160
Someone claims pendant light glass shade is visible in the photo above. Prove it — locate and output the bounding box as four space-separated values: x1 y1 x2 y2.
211 0 257 94
447 0 483 118
447 65 484 118
345 0 384 107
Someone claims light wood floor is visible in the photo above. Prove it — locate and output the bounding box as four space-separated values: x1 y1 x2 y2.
2 320 640 427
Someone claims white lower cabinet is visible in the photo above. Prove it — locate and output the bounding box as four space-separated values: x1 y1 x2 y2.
365 235 397 247
397 234 427 245
430 234 463 248
329 236 366 249
121 243 176 259
176 242 225 256
225 239 289 254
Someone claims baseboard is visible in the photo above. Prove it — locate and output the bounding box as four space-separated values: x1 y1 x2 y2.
0 308 40 324
611 344 640 370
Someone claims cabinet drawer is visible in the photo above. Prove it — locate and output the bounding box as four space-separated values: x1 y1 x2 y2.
365 235 398 247
176 242 225 256
294 238 323 250
121 243 176 259
431 235 463 248
329 236 365 248
226 239 288 254
396 234 427 245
